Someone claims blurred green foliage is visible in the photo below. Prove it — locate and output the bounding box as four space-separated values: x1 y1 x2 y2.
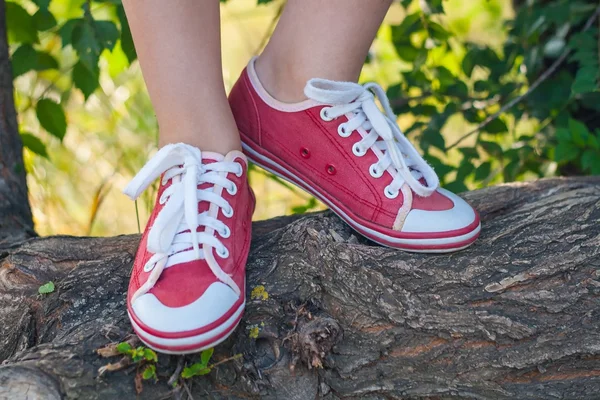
6 0 600 235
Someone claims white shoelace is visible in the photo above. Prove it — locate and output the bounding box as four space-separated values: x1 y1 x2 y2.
305 80 439 198
123 143 243 294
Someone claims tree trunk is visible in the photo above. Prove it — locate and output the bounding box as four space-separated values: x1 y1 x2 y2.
0 0 35 247
0 177 599 399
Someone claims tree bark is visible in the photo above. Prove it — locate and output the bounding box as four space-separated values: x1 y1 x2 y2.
0 0 35 247
1 177 599 399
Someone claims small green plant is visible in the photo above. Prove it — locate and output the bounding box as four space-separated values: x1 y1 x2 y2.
38 281 55 294
181 348 214 379
116 342 158 382
116 342 158 363
179 349 243 380
141 364 157 381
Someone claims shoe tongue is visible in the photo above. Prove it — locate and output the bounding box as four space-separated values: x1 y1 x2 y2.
202 151 225 163
305 79 365 105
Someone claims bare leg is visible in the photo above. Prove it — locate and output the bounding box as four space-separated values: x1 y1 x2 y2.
255 0 393 103
122 0 241 153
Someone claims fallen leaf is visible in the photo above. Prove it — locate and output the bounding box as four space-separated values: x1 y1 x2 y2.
38 281 55 294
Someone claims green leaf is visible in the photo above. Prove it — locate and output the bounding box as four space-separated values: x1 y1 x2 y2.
32 0 51 9
392 13 422 42
503 159 521 181
445 82 468 99
72 20 102 72
458 147 479 160
20 132 49 159
434 66 455 89
421 128 445 151
555 127 571 142
462 50 476 77
581 149 597 171
588 133 600 150
143 348 158 362
424 154 453 179
116 342 132 354
70 20 119 72
132 347 145 362
444 180 468 193
424 0 445 14
72 61 99 100
11 44 58 78
181 364 211 379
427 22 450 42
36 99 67 140
33 8 57 31
478 141 503 157
483 118 508 134
571 66 598 95
117 5 137 63
568 118 590 146
38 281 55 294
461 47 501 77
200 348 214 367
456 161 475 181
395 43 420 62
59 19 83 47
94 20 119 51
473 80 490 92
554 141 580 162
475 161 492 181
6 2 38 44
142 364 156 380
569 32 597 53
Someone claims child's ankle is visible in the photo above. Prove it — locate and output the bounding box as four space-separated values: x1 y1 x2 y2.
254 55 308 104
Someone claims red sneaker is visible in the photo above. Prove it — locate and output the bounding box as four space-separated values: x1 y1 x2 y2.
229 58 480 252
123 143 254 354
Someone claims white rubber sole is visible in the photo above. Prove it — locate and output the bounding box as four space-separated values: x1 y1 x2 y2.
129 301 245 355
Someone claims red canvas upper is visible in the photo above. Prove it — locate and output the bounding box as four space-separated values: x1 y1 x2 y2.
230 69 454 230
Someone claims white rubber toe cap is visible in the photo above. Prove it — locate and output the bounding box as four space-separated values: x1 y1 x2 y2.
131 282 239 333
401 188 477 234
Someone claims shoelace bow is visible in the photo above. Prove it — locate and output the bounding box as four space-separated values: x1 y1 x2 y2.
123 143 242 294
305 80 439 198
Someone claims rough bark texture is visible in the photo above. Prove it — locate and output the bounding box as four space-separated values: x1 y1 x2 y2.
0 1 34 247
1 177 599 399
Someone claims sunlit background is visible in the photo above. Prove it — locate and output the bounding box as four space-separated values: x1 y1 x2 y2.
13 0 513 236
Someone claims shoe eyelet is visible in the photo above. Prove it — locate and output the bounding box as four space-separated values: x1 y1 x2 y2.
234 163 243 177
369 164 383 178
352 143 367 157
300 147 311 159
384 185 399 199
220 225 231 238
338 124 351 138
217 246 229 258
326 164 337 175
227 183 237 195
320 107 333 122
222 206 234 218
